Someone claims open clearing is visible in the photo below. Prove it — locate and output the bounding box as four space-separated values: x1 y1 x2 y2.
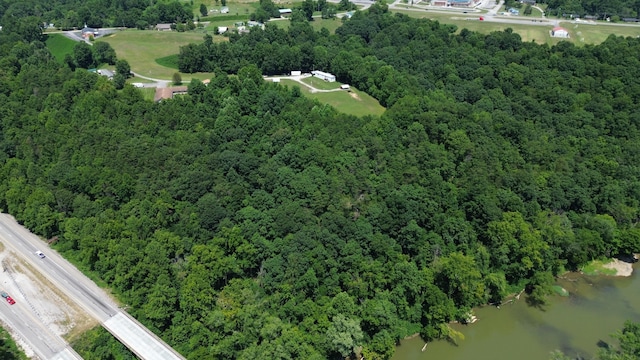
279 78 385 117
45 34 77 63
98 30 217 80
300 76 342 90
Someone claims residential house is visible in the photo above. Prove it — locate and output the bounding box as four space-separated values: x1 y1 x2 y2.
154 86 189 102
97 69 114 79
156 23 172 31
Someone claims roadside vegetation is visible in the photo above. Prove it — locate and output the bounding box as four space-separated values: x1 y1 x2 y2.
0 327 28 360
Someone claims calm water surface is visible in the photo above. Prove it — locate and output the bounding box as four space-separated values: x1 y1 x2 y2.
393 263 640 360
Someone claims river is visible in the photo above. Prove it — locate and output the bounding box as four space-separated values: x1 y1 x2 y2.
393 262 640 360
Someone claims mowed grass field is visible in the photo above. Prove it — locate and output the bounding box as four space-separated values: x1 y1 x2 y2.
279 79 385 117
98 30 218 80
300 76 342 90
563 21 640 43
45 34 77 63
395 9 640 44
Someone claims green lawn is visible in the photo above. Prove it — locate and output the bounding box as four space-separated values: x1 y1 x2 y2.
300 76 342 90
278 79 385 117
98 30 217 80
525 7 544 18
155 54 179 69
45 34 77 63
136 87 157 102
580 259 618 276
195 0 261 18
394 9 640 45
563 21 640 44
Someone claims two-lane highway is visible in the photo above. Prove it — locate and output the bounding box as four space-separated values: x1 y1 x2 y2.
0 214 185 360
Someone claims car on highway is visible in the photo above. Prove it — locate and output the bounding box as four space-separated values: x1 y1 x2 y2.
1 291 16 305
35 251 45 259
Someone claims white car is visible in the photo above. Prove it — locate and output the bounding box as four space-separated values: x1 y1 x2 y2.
35 251 45 259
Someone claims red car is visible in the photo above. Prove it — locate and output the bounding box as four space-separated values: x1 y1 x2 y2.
6 296 15 305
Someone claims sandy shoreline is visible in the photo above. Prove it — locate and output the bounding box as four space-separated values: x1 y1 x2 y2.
603 258 634 277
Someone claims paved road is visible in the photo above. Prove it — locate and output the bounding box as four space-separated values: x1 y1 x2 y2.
0 214 185 360
0 292 80 360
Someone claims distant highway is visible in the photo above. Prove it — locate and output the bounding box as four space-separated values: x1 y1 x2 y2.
0 214 185 360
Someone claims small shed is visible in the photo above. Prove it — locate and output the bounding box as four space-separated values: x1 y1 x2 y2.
97 69 114 79
340 84 350 90
551 26 569 38
291 71 302 76
156 23 172 31
221 7 229 13
217 26 228 34
272 78 281 83
279 8 292 15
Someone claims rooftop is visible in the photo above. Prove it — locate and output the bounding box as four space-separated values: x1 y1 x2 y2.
154 86 188 102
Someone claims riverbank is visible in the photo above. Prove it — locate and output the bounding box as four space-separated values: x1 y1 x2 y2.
581 256 636 277
392 259 640 360
603 258 634 276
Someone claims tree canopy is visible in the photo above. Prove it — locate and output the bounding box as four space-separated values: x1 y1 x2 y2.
2 6 640 360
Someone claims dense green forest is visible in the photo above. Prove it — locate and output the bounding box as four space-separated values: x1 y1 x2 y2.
2 3 640 359
0 0 192 29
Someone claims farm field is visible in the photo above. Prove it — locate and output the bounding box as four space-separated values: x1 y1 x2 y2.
279 79 385 117
98 30 217 80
